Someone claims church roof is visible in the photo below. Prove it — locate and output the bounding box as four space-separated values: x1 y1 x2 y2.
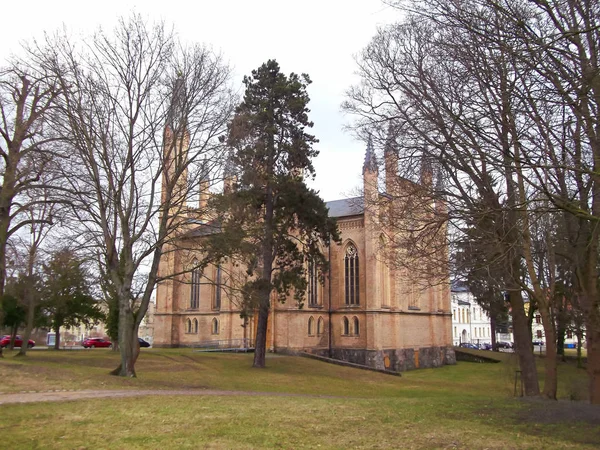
326 197 364 218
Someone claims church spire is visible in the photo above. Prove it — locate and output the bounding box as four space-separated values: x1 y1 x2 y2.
166 75 187 133
420 148 433 187
362 134 378 174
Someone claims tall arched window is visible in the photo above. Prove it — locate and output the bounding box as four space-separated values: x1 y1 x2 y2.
345 244 359 305
213 265 222 310
379 236 390 307
308 259 318 306
343 316 350 335
190 264 201 309
193 318 198 334
186 318 192 334
212 318 219 335
308 316 315 336
317 317 324 336
353 317 360 335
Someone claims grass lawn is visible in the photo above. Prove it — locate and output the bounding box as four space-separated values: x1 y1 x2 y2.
0 348 598 449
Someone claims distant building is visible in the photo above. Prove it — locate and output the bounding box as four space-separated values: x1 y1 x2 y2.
451 282 493 347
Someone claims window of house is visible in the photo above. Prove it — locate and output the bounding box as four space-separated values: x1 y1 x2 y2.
566 330 573 339
343 316 350 335
308 259 318 307
211 318 219 335
535 315 541 324
308 316 315 336
345 244 359 305
353 317 360 335
317 317 324 336
190 265 201 309
536 330 542 338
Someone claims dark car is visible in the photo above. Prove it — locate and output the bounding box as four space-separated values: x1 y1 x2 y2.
138 338 151 348
458 342 479 349
0 335 35 348
82 337 112 348
496 341 513 349
532 340 545 347
479 343 493 350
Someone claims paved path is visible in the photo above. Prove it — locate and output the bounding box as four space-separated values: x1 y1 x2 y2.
0 389 337 405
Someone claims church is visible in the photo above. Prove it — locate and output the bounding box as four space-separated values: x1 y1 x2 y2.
153 133 456 372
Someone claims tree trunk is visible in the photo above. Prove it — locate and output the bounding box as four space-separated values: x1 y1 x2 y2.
587 319 600 404
508 290 540 397
576 329 584 369
490 314 497 351
556 321 566 361
16 300 36 357
252 300 269 368
54 327 61 350
112 298 138 377
539 305 558 399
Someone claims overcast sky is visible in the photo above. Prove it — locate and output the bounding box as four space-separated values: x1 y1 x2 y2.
0 0 396 201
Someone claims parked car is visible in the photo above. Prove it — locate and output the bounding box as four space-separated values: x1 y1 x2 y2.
138 338 151 348
532 340 545 347
479 343 493 350
0 335 35 348
458 342 479 349
82 337 112 348
496 341 513 349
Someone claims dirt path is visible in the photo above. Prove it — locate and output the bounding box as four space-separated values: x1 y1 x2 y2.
0 389 337 405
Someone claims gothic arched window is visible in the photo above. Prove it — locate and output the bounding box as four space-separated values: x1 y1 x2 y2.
213 265 222 310
193 318 199 334
353 316 360 335
212 318 219 335
186 318 192 334
190 263 201 309
308 259 318 306
345 244 359 305
343 316 350 335
308 316 315 336
317 317 324 336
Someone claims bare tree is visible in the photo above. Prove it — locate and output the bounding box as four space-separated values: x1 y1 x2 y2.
35 15 235 376
349 0 599 401
0 67 61 356
345 3 545 396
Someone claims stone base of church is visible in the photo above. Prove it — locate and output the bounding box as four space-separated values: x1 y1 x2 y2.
306 346 456 372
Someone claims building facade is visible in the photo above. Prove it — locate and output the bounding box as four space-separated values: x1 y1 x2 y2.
153 130 455 371
451 283 494 347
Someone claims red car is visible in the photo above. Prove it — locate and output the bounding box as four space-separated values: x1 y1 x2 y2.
82 337 112 348
0 335 35 348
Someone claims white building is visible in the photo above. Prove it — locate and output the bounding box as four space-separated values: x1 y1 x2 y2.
451 282 493 347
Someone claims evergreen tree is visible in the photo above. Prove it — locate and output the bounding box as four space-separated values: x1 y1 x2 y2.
41 249 103 349
208 60 339 368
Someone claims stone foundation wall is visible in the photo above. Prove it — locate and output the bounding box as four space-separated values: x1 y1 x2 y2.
310 346 456 372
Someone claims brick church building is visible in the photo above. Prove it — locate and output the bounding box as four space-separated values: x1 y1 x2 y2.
153 131 455 372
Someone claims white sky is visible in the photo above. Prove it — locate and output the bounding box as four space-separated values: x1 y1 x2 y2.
0 0 397 201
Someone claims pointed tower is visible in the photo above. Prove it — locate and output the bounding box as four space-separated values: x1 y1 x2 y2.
223 148 236 193
162 76 190 213
384 123 399 195
155 76 190 349
420 150 433 188
199 158 210 211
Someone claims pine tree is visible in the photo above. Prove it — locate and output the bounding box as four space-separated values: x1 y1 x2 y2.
208 60 339 368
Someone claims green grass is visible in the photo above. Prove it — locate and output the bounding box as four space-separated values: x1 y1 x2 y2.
0 348 598 449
